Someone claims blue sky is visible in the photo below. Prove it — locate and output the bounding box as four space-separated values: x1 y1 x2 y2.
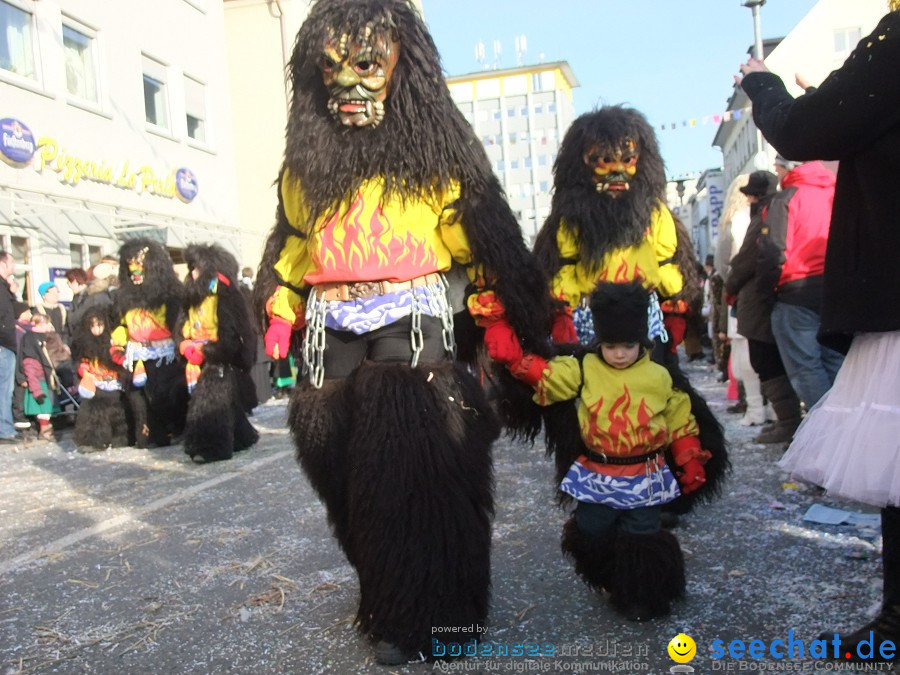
424 0 818 180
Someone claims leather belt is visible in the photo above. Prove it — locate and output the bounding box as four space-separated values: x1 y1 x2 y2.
585 448 662 465
315 273 443 302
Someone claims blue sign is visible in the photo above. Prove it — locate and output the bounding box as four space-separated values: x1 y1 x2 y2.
175 167 199 203
0 118 37 166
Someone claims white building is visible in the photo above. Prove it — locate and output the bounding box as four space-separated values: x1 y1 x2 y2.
1 0 242 304
713 0 886 186
446 63 579 245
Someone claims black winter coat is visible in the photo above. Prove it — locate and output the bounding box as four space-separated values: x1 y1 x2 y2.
0 277 16 352
725 199 776 343
741 10 900 353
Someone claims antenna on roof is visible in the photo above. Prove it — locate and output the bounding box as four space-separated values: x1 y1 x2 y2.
515 35 527 66
475 41 486 70
492 39 502 69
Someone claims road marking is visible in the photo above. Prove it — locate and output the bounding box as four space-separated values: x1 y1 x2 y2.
0 450 293 576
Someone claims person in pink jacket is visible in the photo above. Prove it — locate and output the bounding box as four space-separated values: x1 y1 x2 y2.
756 156 844 410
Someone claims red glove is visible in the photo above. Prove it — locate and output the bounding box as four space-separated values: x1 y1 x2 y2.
265 316 293 360
677 458 707 494
725 292 737 306
550 309 577 344
109 346 126 366
663 313 686 349
483 319 524 366
509 354 549 387
182 344 204 366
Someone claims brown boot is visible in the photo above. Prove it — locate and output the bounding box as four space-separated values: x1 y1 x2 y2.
39 425 56 442
755 376 801 444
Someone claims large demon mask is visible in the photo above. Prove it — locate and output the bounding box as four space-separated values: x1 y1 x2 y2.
116 238 183 314
322 23 399 128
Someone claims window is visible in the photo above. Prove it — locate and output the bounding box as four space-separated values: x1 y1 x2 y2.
520 106 528 117
1 0 36 79
534 103 543 114
63 22 98 102
496 160 505 172
548 103 557 113
531 73 542 91
510 159 519 170
538 155 547 167
142 55 169 129
524 157 532 169
88 245 101 265
834 27 862 60
492 110 501 121
69 244 84 269
508 132 516 145
507 108 515 118
539 180 549 194
184 75 207 142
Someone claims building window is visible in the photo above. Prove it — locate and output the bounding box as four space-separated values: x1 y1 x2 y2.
508 132 516 145
69 244 83 269
184 75 207 143
507 108 515 118
492 110 501 121
88 245 101 265
524 157 532 169
496 159 505 172
834 27 862 60
520 105 528 117
142 54 169 130
538 155 547 167
548 103 557 113
534 103 543 114
63 22 98 102
531 73 542 92
510 159 519 170
539 180 549 194
1 0 36 79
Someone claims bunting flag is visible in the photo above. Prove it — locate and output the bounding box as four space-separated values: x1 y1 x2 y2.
657 106 752 132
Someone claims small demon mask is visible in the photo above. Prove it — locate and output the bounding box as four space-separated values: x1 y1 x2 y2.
584 138 639 196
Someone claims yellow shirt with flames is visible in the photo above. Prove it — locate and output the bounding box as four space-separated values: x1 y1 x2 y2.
182 295 219 344
550 202 683 309
270 169 487 327
534 352 702 478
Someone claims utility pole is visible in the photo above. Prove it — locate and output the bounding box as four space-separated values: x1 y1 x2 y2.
742 0 769 167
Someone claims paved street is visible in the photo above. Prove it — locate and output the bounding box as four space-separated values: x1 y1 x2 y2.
0 360 886 674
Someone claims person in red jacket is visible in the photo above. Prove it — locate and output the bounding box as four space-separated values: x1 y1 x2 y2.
757 156 844 410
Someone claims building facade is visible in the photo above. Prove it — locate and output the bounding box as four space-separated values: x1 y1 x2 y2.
713 0 886 186
1 0 242 305
446 62 579 245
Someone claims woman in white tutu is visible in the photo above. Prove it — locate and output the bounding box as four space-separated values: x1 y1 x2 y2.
738 2 900 657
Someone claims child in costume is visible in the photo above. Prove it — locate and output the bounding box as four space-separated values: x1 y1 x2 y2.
71 306 130 452
17 314 70 442
179 244 258 463
492 281 710 621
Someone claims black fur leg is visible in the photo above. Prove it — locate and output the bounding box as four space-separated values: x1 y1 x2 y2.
183 365 238 462
608 530 685 621
289 378 355 560
345 361 498 656
560 515 616 593
73 391 130 451
128 389 150 449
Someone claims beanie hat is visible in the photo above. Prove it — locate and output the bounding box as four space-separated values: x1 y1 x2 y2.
589 281 650 344
38 281 55 297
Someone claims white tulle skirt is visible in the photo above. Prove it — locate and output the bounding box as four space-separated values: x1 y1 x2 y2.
778 330 900 508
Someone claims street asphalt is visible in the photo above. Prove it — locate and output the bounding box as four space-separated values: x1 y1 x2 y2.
0 357 889 674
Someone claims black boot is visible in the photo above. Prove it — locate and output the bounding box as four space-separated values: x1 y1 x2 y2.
755 375 801 444
819 507 900 662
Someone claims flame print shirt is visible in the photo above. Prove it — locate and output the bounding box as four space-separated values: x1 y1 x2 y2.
550 202 684 310
534 352 707 508
269 169 486 331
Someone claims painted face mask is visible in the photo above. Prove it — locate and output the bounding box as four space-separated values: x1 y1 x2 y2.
321 24 399 128
584 138 639 197
128 247 149 285
891 0 900 12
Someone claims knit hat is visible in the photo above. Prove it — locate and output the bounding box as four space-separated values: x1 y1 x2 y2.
739 170 778 198
38 281 55 297
774 153 800 170
589 281 650 344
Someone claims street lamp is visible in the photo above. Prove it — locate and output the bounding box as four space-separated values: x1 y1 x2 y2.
742 0 766 60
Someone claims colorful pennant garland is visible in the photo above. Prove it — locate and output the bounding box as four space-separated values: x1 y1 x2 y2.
656 106 752 132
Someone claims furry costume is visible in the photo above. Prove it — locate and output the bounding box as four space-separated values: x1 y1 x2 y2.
180 244 259 462
112 238 188 448
532 105 728 512
253 0 550 662
70 305 131 451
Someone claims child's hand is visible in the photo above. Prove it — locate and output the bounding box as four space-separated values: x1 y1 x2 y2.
677 458 706 494
34 394 46 405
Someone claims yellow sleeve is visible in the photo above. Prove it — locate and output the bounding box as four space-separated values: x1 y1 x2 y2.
533 355 582 406
650 205 684 299
268 168 313 325
111 325 128 347
549 221 598 310
662 374 699 446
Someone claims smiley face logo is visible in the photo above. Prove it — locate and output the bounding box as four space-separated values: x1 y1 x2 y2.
667 633 696 663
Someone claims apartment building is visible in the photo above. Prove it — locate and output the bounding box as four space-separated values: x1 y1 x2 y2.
446 62 579 245
0 0 241 304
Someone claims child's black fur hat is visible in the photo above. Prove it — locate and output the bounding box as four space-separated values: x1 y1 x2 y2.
589 280 649 344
